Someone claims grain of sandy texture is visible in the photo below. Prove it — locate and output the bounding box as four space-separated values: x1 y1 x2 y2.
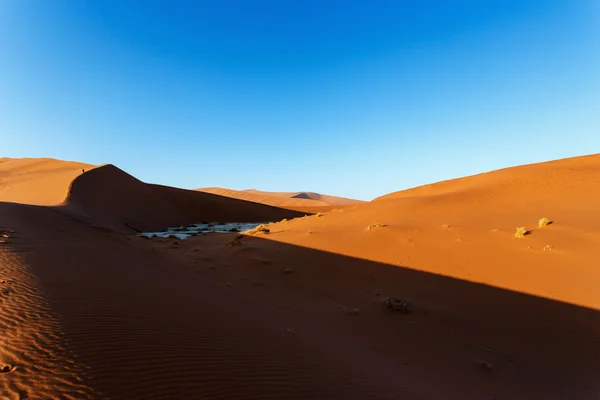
1 153 599 399
198 187 363 209
0 225 96 399
164 233 600 399
1 202 418 399
0 158 94 206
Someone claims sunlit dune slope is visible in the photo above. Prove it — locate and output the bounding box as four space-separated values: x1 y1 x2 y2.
265 153 600 309
0 157 94 205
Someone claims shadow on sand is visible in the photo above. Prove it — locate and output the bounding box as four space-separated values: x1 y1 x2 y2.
1 201 599 399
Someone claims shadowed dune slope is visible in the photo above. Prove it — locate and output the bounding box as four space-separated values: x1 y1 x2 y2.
62 165 305 233
198 187 363 210
0 202 419 400
0 157 94 205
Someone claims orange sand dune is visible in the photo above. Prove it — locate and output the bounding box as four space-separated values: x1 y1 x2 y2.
245 189 364 206
0 157 94 205
0 154 598 399
198 187 363 210
266 153 600 309
62 164 305 233
0 158 303 233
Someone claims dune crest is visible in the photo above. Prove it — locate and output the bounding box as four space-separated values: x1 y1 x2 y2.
0 157 94 206
198 187 363 210
266 153 600 309
375 153 600 203
0 154 598 398
62 164 304 233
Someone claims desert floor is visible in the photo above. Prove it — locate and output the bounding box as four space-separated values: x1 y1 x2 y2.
0 155 599 399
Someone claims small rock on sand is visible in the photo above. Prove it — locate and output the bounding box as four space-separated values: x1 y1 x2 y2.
384 297 411 313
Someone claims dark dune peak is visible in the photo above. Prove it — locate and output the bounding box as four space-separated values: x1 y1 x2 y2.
63 164 304 233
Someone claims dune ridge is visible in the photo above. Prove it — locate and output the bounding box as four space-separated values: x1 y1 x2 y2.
61 164 306 233
0 157 94 206
265 153 600 309
375 153 600 203
198 187 363 210
0 154 598 398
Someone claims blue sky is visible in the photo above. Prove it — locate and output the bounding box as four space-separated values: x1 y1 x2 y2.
1 0 598 200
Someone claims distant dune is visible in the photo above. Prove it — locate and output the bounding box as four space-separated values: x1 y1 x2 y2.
0 154 598 399
198 187 363 210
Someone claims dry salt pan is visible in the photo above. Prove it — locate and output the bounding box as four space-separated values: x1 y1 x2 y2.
139 222 268 240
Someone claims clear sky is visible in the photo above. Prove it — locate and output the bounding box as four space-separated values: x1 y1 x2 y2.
1 0 598 200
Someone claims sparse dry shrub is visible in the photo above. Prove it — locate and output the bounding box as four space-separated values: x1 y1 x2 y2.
367 223 386 231
538 217 551 228
514 227 528 238
245 224 270 235
384 297 411 313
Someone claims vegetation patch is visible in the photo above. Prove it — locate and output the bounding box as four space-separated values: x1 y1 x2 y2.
366 223 386 231
514 227 529 238
538 217 552 228
384 297 411 313
245 224 270 235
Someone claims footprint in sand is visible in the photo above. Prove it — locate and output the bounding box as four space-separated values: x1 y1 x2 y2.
17 390 30 400
0 288 13 302
0 365 16 374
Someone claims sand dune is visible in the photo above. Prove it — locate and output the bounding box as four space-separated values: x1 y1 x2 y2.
0 157 94 205
246 189 363 206
0 154 598 399
0 159 305 233
0 202 417 399
198 187 363 209
62 164 305 233
266 153 600 309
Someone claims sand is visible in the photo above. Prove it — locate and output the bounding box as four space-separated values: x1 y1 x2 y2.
0 157 94 205
198 187 363 210
62 164 305 233
0 154 599 399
